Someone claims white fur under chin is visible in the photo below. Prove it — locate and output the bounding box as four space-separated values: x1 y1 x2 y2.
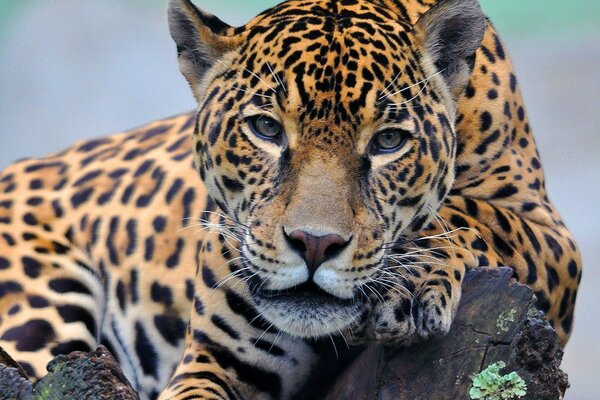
255 298 363 339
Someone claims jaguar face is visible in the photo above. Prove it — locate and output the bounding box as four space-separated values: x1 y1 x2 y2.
169 0 485 338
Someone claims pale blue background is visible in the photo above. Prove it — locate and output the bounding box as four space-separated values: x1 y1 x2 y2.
0 1 599 397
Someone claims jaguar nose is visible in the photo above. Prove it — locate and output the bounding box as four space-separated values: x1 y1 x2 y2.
284 229 351 275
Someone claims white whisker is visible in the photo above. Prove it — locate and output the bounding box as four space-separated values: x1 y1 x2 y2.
267 62 287 93
244 68 277 94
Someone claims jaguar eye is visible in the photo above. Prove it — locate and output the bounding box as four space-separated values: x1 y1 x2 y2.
248 115 283 140
372 129 410 153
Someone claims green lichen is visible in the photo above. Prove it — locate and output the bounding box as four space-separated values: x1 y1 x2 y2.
496 308 517 333
469 361 527 400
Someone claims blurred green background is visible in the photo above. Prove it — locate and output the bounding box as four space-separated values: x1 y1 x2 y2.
0 1 599 398
2 0 600 37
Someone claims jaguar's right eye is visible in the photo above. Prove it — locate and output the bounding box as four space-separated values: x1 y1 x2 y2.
247 115 284 141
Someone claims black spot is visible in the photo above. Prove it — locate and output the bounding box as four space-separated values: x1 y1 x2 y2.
524 252 538 285
51 340 92 356
517 106 525 121
0 281 23 297
26 197 43 206
73 170 102 187
144 236 155 261
153 216 167 233
209 344 282 399
491 184 518 199
150 282 173 307
22 256 43 278
567 259 578 278
27 295 49 308
23 213 38 226
57 304 97 336
394 298 411 323
185 279 195 301
77 138 111 152
545 265 560 292
166 238 184 268
211 315 240 339
479 111 492 132
28 179 43 190
125 219 137 256
116 280 126 311
17 361 35 378
534 290 550 313
202 265 218 288
520 219 541 254
1 319 55 351
225 290 270 330
8 304 20 315
222 176 244 193
181 188 196 222
194 296 205 315
154 315 186 346
464 198 479 217
561 315 572 333
509 73 517 93
49 278 91 295
465 83 475 98
449 214 468 228
70 187 95 208
252 338 285 356
130 269 139 304
493 35 506 60
559 288 571 319
492 233 514 257
196 354 211 363
471 238 488 252
133 160 154 177
493 207 511 233
165 178 183 204
135 321 158 379
544 234 564 262
0 257 10 269
106 216 120 265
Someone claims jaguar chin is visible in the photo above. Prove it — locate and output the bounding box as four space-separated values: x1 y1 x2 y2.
249 276 367 339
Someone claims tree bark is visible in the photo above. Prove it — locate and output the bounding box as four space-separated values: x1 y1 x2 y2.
325 267 568 400
0 268 568 400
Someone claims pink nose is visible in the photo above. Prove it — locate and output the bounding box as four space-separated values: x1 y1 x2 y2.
285 230 350 274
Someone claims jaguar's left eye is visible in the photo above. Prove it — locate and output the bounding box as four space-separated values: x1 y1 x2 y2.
371 129 411 153
248 115 283 140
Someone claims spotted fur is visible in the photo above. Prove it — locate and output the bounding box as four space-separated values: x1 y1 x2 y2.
0 0 581 399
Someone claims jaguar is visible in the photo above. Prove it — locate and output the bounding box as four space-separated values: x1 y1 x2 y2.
0 0 581 398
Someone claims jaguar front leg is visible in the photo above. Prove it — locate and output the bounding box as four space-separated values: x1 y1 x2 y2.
159 339 243 400
357 241 472 345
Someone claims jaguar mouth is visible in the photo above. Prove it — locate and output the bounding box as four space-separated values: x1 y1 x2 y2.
256 280 357 307
250 278 366 338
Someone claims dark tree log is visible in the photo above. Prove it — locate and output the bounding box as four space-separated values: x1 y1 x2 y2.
0 347 139 400
0 268 568 400
325 267 568 400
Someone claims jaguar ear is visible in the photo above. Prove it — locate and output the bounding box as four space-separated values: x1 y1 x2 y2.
168 0 240 101
415 0 486 103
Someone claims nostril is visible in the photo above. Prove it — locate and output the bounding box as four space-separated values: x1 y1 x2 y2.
285 232 307 255
323 238 349 260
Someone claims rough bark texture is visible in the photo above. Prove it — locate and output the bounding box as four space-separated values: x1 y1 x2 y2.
0 347 139 400
325 267 568 400
0 268 568 400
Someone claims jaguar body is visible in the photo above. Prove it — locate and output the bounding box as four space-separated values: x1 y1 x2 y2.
0 0 581 399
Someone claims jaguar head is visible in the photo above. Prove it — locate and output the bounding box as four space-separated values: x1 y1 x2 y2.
169 0 485 338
